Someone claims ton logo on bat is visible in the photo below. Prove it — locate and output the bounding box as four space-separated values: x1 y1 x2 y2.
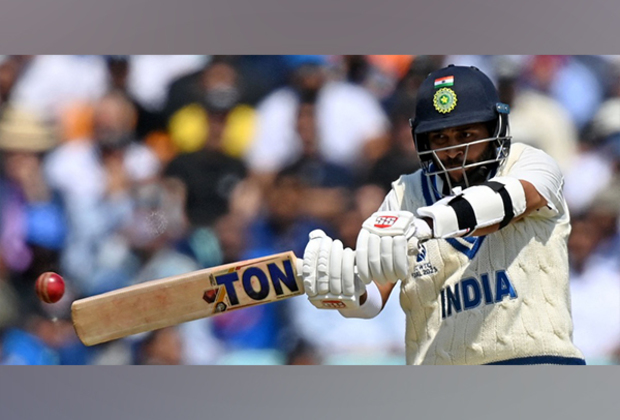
210 259 300 307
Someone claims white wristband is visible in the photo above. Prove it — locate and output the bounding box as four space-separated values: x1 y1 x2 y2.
337 281 382 319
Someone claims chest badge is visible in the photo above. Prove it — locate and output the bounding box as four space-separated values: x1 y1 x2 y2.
413 243 438 278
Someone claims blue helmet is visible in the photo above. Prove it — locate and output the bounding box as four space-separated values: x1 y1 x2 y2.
409 65 511 193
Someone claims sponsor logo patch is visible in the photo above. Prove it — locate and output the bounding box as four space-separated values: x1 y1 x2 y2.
374 215 398 228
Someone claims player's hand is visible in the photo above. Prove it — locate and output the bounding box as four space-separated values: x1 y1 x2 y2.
301 229 362 309
356 211 432 285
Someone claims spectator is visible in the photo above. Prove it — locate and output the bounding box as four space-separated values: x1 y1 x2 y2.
564 98 620 213
245 170 330 259
45 91 160 295
548 56 606 131
135 327 184 365
279 98 354 226
164 56 256 159
569 212 620 364
164 111 248 230
104 55 166 139
85 176 203 364
0 264 19 332
1 310 60 365
0 55 32 107
285 338 322 365
126 55 209 115
0 107 66 307
245 56 390 181
9 55 108 121
497 56 580 173
85 176 198 294
365 104 421 194
331 55 413 101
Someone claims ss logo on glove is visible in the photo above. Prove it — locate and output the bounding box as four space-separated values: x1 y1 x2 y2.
356 211 433 285
374 216 398 228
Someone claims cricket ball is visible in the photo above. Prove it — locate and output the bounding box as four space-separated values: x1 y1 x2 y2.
35 272 65 304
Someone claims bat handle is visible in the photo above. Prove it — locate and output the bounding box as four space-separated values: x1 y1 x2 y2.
295 258 304 280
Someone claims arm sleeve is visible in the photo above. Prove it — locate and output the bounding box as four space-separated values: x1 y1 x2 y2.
507 146 565 216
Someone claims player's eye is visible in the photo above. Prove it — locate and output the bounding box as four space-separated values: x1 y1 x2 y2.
460 130 479 141
430 134 447 146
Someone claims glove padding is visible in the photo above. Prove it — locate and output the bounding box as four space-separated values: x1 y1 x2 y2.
356 211 432 285
301 230 361 309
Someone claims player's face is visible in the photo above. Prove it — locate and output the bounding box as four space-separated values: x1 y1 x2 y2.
427 122 491 182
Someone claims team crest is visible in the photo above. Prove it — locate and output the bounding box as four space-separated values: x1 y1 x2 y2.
433 88 457 114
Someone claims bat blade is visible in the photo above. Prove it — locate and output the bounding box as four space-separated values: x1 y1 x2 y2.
71 251 303 346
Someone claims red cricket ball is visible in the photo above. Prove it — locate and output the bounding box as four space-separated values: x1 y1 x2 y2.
35 272 65 304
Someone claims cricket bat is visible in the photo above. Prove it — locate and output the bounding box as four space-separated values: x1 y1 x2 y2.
71 251 357 346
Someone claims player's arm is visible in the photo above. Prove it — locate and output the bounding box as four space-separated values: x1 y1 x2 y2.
417 147 564 239
357 280 396 307
346 176 531 298
422 179 545 237
376 281 397 307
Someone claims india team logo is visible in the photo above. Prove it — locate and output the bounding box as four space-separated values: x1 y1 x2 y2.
374 215 398 228
433 88 457 114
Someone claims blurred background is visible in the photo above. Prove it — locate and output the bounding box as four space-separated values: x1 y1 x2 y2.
0 55 618 365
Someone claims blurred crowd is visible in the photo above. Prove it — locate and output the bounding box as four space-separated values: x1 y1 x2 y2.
0 55 618 365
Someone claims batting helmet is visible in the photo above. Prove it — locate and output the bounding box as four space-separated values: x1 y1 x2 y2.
409 65 511 194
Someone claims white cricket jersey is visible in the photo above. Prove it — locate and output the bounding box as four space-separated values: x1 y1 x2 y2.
380 143 585 365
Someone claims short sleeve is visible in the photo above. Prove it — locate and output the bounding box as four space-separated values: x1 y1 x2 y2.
506 146 565 216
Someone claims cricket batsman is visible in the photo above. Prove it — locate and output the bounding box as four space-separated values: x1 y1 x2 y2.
301 65 586 365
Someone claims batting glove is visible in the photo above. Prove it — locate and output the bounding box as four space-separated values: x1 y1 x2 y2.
356 211 432 285
301 229 362 309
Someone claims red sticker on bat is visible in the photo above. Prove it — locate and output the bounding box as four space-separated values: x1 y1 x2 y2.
374 215 398 228
203 289 218 304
